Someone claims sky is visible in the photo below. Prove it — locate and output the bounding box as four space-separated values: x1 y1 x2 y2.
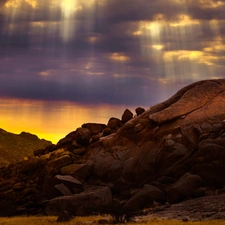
0 0 225 143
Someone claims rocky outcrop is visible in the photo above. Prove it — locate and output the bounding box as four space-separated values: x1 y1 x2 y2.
44 186 112 216
1 79 225 220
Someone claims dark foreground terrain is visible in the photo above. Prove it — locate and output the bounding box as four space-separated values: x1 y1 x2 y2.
0 79 225 221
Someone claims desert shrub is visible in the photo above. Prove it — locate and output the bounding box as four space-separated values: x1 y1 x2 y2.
98 200 139 223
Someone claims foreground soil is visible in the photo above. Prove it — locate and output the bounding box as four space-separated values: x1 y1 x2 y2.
0 216 224 225
142 194 225 222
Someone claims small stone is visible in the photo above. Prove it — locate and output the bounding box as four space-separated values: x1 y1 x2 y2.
165 139 175 146
212 123 223 132
73 148 87 155
55 184 72 196
13 183 23 190
57 211 73 222
182 217 189 222
103 127 112 136
48 155 72 169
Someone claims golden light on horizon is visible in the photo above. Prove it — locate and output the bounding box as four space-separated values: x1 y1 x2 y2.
0 98 131 144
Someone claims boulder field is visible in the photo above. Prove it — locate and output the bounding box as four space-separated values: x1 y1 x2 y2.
0 79 225 219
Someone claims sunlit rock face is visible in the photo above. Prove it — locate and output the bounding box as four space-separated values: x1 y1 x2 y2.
1 79 225 218
86 79 225 189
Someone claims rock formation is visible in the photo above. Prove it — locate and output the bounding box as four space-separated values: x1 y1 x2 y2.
0 79 225 220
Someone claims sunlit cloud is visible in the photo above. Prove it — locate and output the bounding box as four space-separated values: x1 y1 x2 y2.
163 50 203 62
204 44 225 53
3 0 105 43
39 69 56 77
152 44 164 50
87 36 99 44
198 0 225 9
5 0 37 8
169 14 200 27
1 0 225 140
109 53 130 62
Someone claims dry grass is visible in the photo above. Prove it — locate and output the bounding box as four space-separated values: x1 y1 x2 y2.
0 216 224 225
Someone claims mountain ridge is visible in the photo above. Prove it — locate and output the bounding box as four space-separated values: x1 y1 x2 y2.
0 128 52 167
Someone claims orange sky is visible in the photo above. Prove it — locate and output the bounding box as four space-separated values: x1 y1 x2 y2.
0 98 136 144
0 0 225 144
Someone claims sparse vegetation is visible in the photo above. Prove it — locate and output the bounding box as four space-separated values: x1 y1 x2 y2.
0 216 224 225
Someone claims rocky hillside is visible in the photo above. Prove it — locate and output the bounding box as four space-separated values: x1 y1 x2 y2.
0 129 52 167
0 79 225 220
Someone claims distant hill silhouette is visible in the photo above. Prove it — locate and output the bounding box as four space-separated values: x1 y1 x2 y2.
0 128 51 167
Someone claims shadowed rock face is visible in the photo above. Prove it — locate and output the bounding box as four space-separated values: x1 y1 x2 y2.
1 79 225 218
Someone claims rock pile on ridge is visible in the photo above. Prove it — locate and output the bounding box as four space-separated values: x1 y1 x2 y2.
0 79 225 220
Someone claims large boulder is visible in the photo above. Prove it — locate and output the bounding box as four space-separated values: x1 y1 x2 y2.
123 185 166 211
149 80 225 125
121 109 133 123
167 173 203 204
107 117 123 130
82 123 106 135
47 155 72 169
45 186 112 216
61 160 93 182
43 175 83 199
75 128 91 146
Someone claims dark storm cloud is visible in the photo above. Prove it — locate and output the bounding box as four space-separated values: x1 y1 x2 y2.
1 0 225 106
0 68 158 106
0 0 7 6
186 0 225 20
103 0 184 23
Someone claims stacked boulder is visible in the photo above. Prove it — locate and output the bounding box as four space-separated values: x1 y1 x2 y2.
0 79 225 220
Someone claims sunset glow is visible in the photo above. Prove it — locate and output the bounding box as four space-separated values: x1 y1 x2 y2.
0 0 225 142
0 98 131 144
